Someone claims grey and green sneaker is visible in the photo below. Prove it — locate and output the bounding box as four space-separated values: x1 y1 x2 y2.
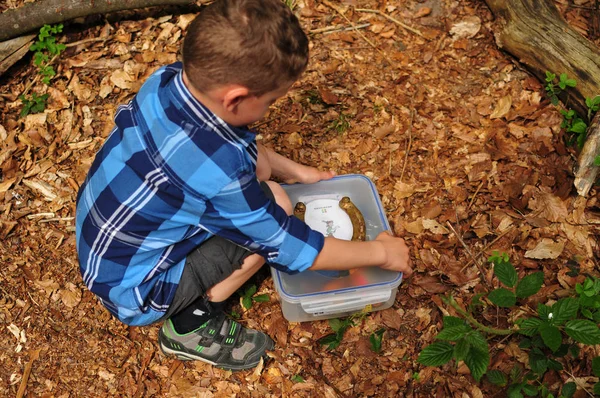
158 313 274 371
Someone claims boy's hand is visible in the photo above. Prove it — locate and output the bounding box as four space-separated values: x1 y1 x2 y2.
375 231 413 277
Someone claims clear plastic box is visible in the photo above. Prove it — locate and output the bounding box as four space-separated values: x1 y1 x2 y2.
270 174 403 322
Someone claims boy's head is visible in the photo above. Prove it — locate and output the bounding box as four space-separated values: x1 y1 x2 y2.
182 0 309 97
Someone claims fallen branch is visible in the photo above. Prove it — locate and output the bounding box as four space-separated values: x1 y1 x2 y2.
0 0 197 42
310 23 370 35
319 0 394 65
446 221 491 288
355 8 426 39
16 349 41 398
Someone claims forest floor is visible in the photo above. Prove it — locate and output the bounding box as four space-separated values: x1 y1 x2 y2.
1 0 600 397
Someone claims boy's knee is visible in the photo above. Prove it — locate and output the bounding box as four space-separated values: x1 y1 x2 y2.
265 181 292 215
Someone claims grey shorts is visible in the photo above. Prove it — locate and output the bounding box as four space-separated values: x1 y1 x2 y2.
161 182 274 320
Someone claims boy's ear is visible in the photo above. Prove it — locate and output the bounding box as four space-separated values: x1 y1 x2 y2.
222 85 250 113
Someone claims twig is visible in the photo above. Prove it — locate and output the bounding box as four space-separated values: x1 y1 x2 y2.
399 108 415 183
65 37 108 47
446 221 490 288
16 349 40 398
460 225 516 272
563 368 595 397
355 8 426 38
21 53 60 97
319 0 394 65
442 296 513 335
467 180 485 211
310 23 370 34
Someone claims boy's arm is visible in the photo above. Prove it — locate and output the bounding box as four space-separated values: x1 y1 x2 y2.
310 232 413 276
257 143 335 183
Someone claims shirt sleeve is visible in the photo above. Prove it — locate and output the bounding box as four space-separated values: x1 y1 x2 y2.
199 172 324 272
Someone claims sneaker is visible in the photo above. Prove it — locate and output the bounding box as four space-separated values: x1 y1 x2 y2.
158 313 275 371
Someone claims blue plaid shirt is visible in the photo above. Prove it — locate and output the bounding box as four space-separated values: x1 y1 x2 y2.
75 62 324 326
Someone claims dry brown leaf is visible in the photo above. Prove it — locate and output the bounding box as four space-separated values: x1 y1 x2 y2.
449 16 481 38
525 238 565 259
422 219 449 234
394 181 415 199
110 70 134 90
413 275 450 294
380 308 403 330
405 218 423 234
318 88 339 105
528 189 568 222
490 95 512 119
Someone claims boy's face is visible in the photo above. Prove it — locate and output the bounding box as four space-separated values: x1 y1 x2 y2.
229 83 292 126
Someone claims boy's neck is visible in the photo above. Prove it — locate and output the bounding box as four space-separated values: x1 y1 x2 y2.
182 72 233 124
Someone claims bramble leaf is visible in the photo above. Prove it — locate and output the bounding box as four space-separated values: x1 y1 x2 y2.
486 369 507 386
565 319 600 345
488 288 517 307
551 297 579 325
494 260 518 288
517 317 543 336
453 338 470 361
538 323 561 352
417 341 454 366
561 382 576 398
435 325 471 341
515 272 544 298
464 346 489 382
592 357 600 377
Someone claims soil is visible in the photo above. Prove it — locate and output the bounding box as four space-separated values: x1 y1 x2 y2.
1 0 599 397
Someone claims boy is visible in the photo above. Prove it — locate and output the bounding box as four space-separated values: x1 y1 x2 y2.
76 0 412 371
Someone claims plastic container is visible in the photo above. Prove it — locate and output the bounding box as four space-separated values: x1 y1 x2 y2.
270 174 403 322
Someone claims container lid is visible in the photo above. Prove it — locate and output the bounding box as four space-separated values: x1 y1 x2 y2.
272 174 403 302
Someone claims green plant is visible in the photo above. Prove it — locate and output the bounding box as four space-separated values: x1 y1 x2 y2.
283 0 297 10
317 317 355 350
544 72 576 105
19 92 49 117
585 95 600 121
417 252 600 396
560 108 588 148
31 24 66 84
369 327 385 353
330 112 350 134
20 24 66 117
291 374 304 383
238 284 269 310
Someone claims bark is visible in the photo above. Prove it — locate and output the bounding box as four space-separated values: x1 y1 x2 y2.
0 35 35 76
0 0 196 42
574 113 600 196
484 0 600 196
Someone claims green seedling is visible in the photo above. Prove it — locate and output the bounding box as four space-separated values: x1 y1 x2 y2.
238 284 269 310
586 95 600 120
417 252 600 396
317 317 355 350
19 93 49 117
291 374 304 383
330 112 350 134
20 24 66 117
545 71 576 105
369 327 385 354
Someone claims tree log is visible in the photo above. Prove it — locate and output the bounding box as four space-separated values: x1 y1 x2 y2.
0 35 35 76
484 0 600 196
0 0 196 42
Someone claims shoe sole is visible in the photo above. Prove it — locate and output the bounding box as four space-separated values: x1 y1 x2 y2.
159 341 268 371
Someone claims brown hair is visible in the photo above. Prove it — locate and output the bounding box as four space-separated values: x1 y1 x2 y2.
182 0 309 96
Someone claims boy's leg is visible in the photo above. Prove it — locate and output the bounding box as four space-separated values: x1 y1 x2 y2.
206 181 292 302
158 181 291 370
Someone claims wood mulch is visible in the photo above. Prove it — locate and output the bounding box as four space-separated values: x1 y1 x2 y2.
1 0 599 396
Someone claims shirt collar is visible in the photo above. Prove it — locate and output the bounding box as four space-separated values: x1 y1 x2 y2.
167 62 256 146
